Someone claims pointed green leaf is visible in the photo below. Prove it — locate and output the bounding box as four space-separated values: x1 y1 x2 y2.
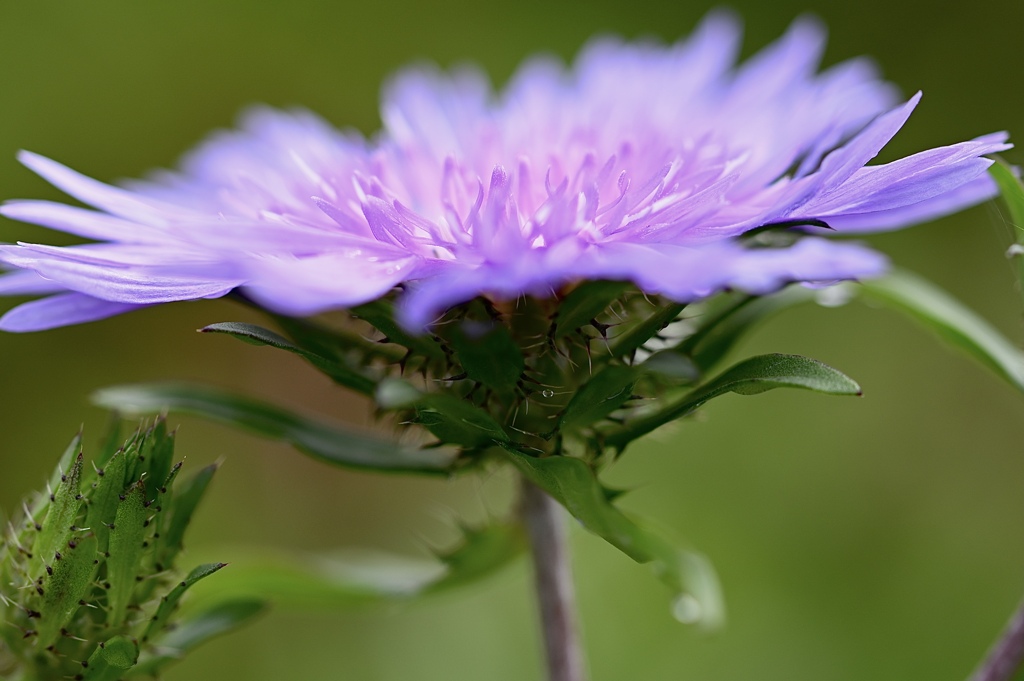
608 302 687 360
142 562 227 643
34 452 84 572
991 160 1024 294
500 446 724 629
132 599 267 676
605 353 860 449
416 394 509 448
108 481 149 626
375 380 509 448
37 533 98 648
140 420 174 504
93 383 456 474
180 522 525 611
426 522 527 594
991 160 1024 242
47 432 82 499
268 313 404 363
858 270 1024 394
201 322 377 395
85 450 128 553
448 321 524 394
559 365 638 431
554 281 630 338
352 299 446 362
158 464 216 569
83 635 139 681
681 286 819 370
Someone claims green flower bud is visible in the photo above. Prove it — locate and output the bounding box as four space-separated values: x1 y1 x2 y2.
0 420 256 681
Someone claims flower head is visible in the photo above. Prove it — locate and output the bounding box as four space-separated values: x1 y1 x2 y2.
0 14 1009 332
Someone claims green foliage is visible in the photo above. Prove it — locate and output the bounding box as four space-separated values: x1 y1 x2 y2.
0 422 260 680
81 636 139 681
991 160 1024 293
132 600 268 677
553 281 631 339
500 445 724 629
604 353 861 451
201 322 378 395
677 288 819 371
858 270 1024 394
376 379 510 449
559 364 639 433
351 299 447 364
176 522 525 611
447 321 525 395
93 382 455 475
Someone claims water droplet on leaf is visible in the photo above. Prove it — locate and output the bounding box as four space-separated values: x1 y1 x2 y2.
541 389 555 398
671 593 702 624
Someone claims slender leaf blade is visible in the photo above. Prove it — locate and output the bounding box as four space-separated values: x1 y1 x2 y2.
990 160 1024 289
201 322 377 395
858 270 1024 394
554 281 630 338
682 286 819 371
131 599 267 676
143 562 228 643
605 353 860 449
500 446 724 628
83 635 139 681
180 522 525 610
559 365 638 431
93 382 455 474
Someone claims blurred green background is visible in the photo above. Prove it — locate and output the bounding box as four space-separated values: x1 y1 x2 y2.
2 1 1023 679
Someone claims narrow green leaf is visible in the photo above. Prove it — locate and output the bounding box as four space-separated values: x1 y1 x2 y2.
500 446 724 629
681 286 818 370
142 562 227 643
447 321 524 394
416 397 509 448
180 522 525 611
132 599 267 676
991 160 1024 237
140 420 174 504
352 299 446 362
605 353 860 449
554 280 631 338
268 313 404 363
858 270 1024 394
607 302 687 360
559 365 638 431
34 452 84 572
158 464 216 569
93 382 456 475
108 481 149 626
425 523 527 595
37 533 98 648
990 160 1024 291
47 432 82 500
83 635 139 681
201 322 377 395
85 450 128 553
375 380 509 448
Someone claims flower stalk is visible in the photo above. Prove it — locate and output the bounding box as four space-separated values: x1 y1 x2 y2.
520 476 588 681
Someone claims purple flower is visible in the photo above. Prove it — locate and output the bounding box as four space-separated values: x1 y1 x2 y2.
0 14 1009 332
